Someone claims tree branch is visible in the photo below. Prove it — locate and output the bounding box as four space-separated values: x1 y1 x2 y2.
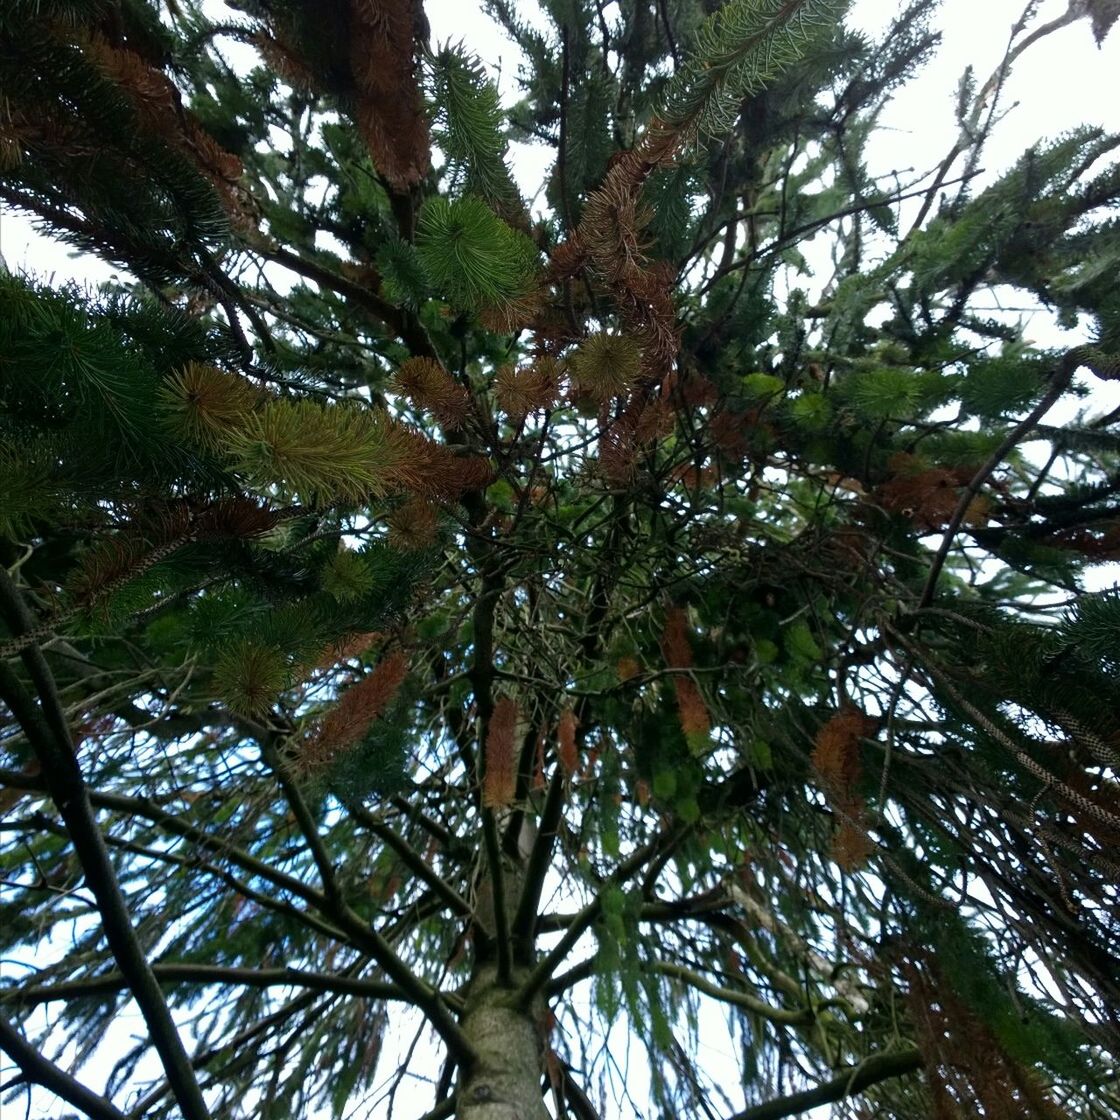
726 1048 922 1120
917 348 1083 610
510 764 566 956
2 964 413 1008
345 799 472 918
0 1013 128 1120
653 961 811 1025
516 826 685 1008
0 569 211 1120
482 806 513 986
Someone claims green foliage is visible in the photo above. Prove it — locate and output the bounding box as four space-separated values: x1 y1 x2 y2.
0 12 233 283
375 237 430 309
213 638 290 718
837 366 932 422
227 400 396 505
1 274 169 461
1062 588 1120 672
428 44 519 208
956 352 1048 419
570 331 643 399
662 0 846 142
415 194 539 313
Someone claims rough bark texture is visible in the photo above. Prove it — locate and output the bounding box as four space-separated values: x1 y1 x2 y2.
456 964 550 1120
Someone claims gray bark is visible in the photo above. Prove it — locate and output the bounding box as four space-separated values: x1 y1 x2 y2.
456 964 550 1120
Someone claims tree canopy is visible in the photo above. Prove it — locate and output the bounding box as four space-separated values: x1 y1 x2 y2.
1 1 1119 1118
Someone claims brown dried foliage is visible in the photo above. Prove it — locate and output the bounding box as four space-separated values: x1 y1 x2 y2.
163 362 262 448
532 726 548 792
478 287 546 334
568 124 683 377
80 32 248 225
394 358 471 432
660 607 711 744
547 236 588 282
616 657 640 682
812 708 878 870
832 820 875 871
710 408 752 461
349 0 430 188
192 497 280 540
495 362 559 424
386 497 440 551
674 676 711 741
253 1 429 189
483 695 520 808
384 428 494 501
878 454 988 531
1041 521 1120 559
66 496 279 610
557 707 579 776
905 958 1069 1120
303 649 409 770
811 708 874 795
313 631 380 672
250 31 317 90
597 393 670 484
660 607 694 671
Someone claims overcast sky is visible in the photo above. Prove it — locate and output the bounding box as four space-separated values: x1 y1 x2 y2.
4 0 1119 284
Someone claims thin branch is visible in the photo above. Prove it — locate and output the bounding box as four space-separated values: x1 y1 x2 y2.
917 348 1081 610
346 800 472 918
653 961 811 1025
0 569 210 1120
1 964 411 1008
482 806 513 986
0 771 330 912
726 1048 922 1120
905 4 1081 237
0 1014 128 1120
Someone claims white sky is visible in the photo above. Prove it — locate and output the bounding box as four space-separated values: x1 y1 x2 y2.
1 1 1118 1118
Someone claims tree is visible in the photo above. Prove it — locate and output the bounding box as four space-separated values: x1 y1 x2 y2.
1 0 1119 1117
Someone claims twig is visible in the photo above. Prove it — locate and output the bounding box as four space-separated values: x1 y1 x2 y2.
917 349 1081 610
0 1014 128 1120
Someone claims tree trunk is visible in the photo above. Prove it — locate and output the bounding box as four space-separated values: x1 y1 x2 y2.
456 964 550 1120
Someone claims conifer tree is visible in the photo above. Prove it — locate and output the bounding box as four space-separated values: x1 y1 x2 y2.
1 2 1119 1118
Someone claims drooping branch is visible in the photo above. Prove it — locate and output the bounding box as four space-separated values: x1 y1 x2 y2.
0 570 211 1120
725 1048 923 1120
517 825 688 1008
344 799 473 918
0 769 331 912
917 347 1084 609
2 964 408 1008
652 961 813 1025
0 1013 128 1120
263 740 344 905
